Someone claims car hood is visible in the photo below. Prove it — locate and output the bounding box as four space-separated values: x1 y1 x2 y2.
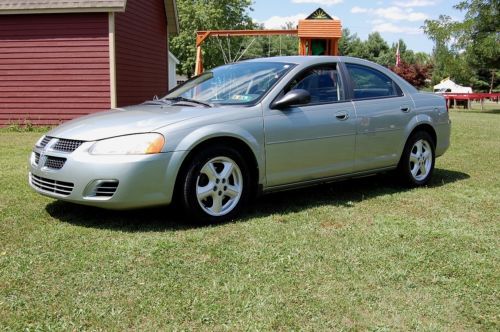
47 103 225 141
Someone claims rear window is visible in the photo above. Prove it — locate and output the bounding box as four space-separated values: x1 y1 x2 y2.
346 63 402 100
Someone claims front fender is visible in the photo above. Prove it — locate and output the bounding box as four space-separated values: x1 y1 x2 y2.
174 123 261 153
161 123 265 202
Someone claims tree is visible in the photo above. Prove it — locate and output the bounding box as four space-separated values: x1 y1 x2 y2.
423 15 472 86
339 30 392 65
390 62 432 88
169 0 255 77
424 1 499 91
339 28 364 57
363 32 390 62
414 52 431 65
423 14 454 74
377 40 417 67
341 33 433 87
455 0 500 92
455 0 499 70
339 31 425 70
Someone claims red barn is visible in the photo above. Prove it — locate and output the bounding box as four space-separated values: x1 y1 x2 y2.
0 0 179 125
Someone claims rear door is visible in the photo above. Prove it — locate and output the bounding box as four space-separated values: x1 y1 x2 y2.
345 63 413 171
264 63 357 186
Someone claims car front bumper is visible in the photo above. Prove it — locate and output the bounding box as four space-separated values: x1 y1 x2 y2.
28 141 177 209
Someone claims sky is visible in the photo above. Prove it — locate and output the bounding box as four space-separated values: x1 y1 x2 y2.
250 0 465 53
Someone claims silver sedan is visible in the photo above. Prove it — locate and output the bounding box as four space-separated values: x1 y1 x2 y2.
29 56 451 222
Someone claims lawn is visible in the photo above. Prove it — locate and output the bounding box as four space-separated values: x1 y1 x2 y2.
1 109 499 330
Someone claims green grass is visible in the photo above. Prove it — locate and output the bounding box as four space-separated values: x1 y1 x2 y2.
1 110 499 330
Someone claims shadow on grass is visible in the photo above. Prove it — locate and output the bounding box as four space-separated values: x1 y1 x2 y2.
46 168 469 232
246 168 469 219
451 109 500 114
478 109 499 114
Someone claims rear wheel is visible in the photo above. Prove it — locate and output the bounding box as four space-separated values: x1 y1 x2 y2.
398 131 435 186
180 145 251 223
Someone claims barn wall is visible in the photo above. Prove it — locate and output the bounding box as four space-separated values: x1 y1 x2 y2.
0 13 111 126
115 0 168 107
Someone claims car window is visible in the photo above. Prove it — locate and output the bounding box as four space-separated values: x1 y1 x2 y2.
285 65 345 104
345 63 402 100
164 62 295 105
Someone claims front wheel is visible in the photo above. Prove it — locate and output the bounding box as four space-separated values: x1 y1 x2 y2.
398 131 435 186
180 145 251 223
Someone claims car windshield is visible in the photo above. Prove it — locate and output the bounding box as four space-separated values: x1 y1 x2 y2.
164 62 294 105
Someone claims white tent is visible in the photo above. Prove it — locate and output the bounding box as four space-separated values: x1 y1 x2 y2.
434 78 472 93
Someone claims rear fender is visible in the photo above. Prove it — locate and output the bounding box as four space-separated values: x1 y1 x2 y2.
399 114 435 156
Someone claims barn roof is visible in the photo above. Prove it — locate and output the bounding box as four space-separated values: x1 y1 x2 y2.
0 0 126 12
0 0 179 34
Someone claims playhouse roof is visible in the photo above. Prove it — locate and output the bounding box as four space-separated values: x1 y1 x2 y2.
298 7 342 38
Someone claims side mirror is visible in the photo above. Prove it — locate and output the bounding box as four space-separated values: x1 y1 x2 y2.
271 89 311 109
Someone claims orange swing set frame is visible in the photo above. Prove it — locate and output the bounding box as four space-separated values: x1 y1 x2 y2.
194 8 342 75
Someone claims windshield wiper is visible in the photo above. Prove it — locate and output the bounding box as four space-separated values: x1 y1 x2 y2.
164 97 213 107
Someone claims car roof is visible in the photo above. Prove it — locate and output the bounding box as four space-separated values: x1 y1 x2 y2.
248 56 418 93
243 56 418 94
245 56 338 65
245 55 375 66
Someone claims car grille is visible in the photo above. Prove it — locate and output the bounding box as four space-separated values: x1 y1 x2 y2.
52 139 84 153
94 181 119 197
34 152 41 165
30 174 74 196
37 136 52 148
36 136 85 153
44 156 66 170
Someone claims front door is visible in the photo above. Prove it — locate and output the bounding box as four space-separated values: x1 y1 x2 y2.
264 64 357 187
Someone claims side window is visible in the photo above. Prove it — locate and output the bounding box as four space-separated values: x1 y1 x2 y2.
285 65 345 104
346 64 402 100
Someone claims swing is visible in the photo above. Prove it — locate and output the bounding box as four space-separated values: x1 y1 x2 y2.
214 34 282 65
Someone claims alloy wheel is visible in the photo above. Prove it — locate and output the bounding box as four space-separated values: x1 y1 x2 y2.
196 156 243 217
409 139 433 181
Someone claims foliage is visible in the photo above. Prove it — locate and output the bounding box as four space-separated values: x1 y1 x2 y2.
390 62 433 88
362 32 390 62
423 15 471 86
169 0 498 91
170 2 432 84
339 30 425 67
339 29 365 58
339 30 433 87
424 0 499 91
338 29 386 61
169 0 255 77
455 0 500 70
1 109 499 329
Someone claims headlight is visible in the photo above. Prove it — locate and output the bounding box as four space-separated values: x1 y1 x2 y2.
89 133 165 155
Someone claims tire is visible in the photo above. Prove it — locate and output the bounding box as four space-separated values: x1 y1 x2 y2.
397 131 436 186
180 145 252 223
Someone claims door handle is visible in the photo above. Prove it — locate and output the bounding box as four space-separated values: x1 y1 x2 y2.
400 106 411 113
335 111 349 121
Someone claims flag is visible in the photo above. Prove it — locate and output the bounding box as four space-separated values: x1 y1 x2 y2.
396 41 401 67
